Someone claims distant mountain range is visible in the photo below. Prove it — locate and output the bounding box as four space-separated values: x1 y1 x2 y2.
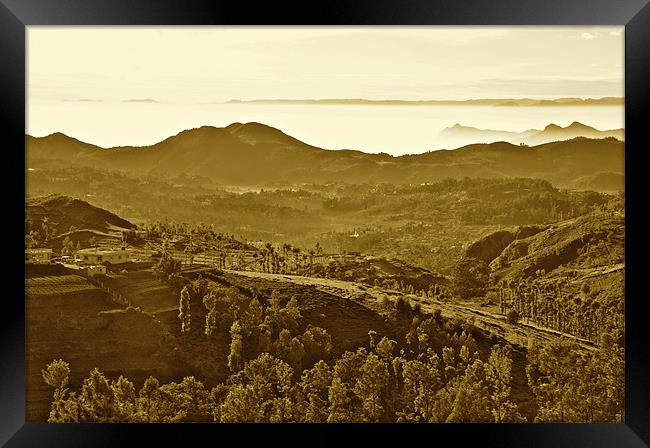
26 121 624 190
227 97 623 107
439 121 624 146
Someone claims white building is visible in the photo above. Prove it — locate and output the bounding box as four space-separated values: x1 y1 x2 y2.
26 248 53 263
76 247 132 265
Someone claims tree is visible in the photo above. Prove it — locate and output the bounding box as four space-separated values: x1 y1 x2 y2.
228 321 244 373
153 377 209 422
299 325 333 365
452 256 489 299
289 337 306 375
78 368 116 421
176 376 211 421
375 336 397 361
179 286 191 333
527 337 622 423
394 296 411 315
137 376 160 421
153 252 182 282
42 359 72 423
399 358 441 422
526 338 581 422
42 359 70 390
352 353 390 422
273 328 293 361
506 309 520 325
446 359 492 422
240 296 264 336
327 375 352 422
219 384 264 422
300 360 333 423
203 291 218 337
61 236 74 255
111 376 136 421
484 345 524 422
221 353 294 422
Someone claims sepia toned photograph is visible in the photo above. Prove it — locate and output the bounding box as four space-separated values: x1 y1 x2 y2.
25 26 625 424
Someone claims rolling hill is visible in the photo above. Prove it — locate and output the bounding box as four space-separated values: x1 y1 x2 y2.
27 194 136 237
26 122 624 189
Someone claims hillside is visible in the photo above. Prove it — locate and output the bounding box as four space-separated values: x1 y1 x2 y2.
455 209 624 346
27 194 136 236
26 122 624 189
489 212 624 282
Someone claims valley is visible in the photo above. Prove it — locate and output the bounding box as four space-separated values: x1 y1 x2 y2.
25 121 625 423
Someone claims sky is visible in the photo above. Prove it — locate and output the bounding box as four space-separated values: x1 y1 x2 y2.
28 26 624 103
26 27 624 151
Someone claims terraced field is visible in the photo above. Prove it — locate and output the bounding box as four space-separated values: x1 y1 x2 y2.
26 275 98 297
101 270 178 314
26 272 177 422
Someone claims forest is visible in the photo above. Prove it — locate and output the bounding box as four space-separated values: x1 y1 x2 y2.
39 259 624 423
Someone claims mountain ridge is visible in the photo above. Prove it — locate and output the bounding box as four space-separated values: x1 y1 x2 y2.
26 122 624 190
439 121 623 146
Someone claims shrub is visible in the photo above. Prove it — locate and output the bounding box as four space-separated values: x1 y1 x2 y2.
395 297 411 315
411 302 422 315
506 310 520 324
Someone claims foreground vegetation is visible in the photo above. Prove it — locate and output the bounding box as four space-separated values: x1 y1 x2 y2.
42 276 623 423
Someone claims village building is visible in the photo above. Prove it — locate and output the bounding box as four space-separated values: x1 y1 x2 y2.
26 248 53 263
76 247 132 265
62 263 107 276
83 265 107 276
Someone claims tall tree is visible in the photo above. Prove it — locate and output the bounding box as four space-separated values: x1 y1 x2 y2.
352 353 390 422
484 345 524 422
228 321 244 373
179 286 191 333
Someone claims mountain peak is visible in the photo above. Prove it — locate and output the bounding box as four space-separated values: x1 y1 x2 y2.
41 131 78 141
227 121 284 134
225 122 300 145
567 121 593 130
543 123 561 131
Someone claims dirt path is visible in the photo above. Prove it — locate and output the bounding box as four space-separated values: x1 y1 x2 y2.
227 269 596 351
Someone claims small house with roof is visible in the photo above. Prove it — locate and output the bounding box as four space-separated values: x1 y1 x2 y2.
76 247 132 265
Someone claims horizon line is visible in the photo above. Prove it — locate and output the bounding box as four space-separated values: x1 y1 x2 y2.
225 96 624 106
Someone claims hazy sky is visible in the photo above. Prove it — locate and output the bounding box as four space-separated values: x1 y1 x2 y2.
26 27 624 151
28 26 623 103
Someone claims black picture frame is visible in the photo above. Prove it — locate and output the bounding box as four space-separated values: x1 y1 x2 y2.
3 0 649 446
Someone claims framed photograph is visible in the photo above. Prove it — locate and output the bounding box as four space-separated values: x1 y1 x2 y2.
3 0 649 445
